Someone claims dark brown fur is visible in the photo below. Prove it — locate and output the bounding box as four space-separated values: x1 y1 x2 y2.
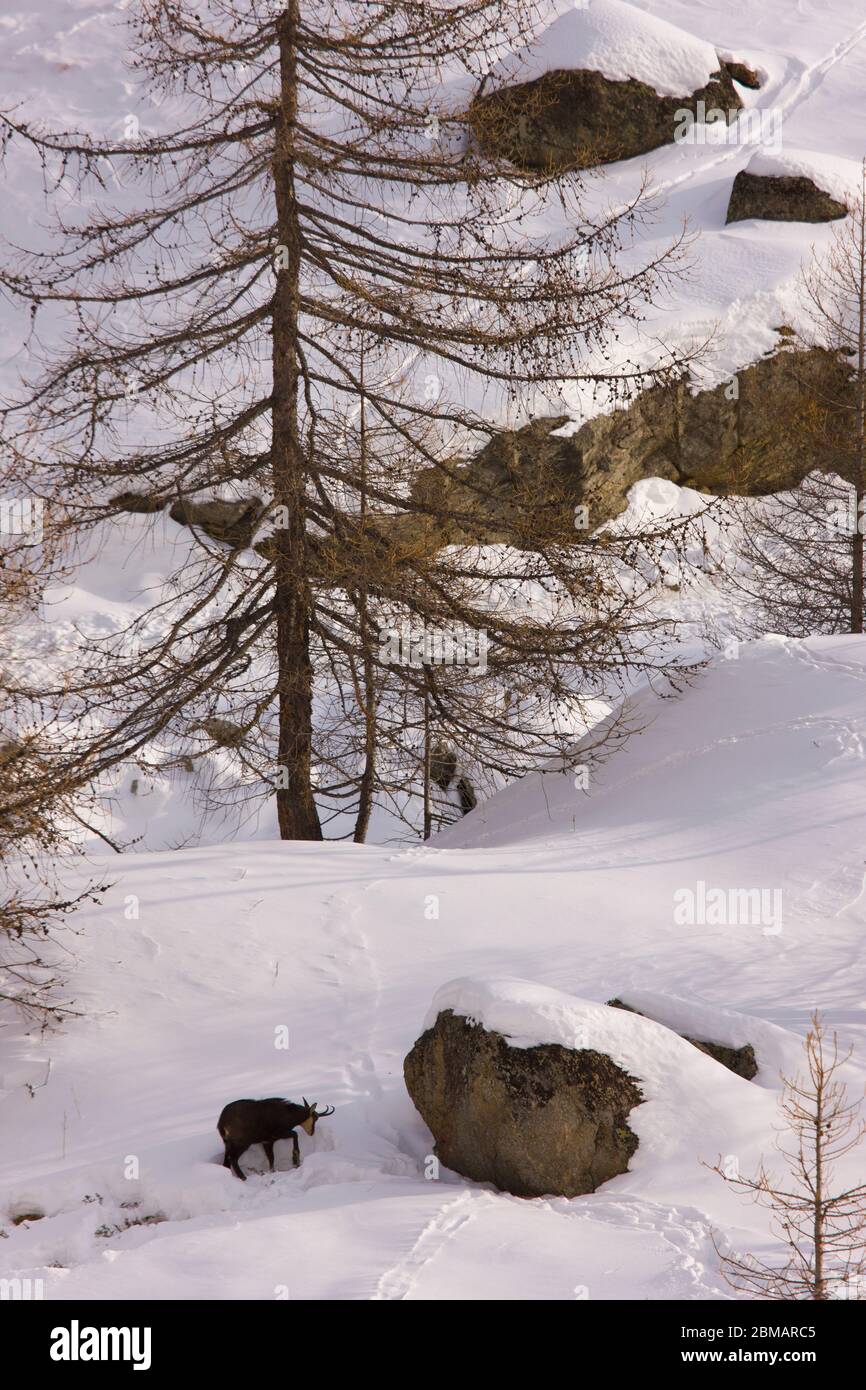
217 1096 334 1180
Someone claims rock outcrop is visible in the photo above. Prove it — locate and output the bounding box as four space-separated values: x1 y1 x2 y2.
430 743 458 792
112 492 168 515
113 493 265 549
722 61 761 90
469 61 745 174
114 346 857 560
726 171 848 224
168 497 264 549
405 344 855 544
198 717 247 749
404 1008 642 1197
607 999 758 1080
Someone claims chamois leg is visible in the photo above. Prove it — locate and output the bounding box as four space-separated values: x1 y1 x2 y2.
225 1147 247 1181
262 1140 275 1173
292 1132 300 1168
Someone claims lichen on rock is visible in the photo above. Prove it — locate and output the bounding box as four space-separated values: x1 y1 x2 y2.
404 1008 643 1197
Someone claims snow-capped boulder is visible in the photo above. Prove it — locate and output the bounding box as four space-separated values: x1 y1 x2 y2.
469 0 744 172
404 980 644 1197
726 150 856 224
488 0 724 98
607 998 758 1079
727 173 847 225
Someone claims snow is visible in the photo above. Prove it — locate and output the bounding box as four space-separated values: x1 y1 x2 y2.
3 0 866 416
489 0 722 98
424 977 794 1088
603 988 796 1084
4 635 866 1298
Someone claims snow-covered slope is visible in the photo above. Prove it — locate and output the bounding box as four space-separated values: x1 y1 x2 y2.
3 0 866 398
437 631 866 864
3 635 866 1299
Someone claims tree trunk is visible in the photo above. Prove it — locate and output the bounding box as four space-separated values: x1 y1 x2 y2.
272 3 322 840
353 635 377 843
422 687 432 841
853 489 863 633
813 1067 826 1299
353 350 377 844
854 169 866 634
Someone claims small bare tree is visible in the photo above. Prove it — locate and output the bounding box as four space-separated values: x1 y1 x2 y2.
802 160 866 633
728 469 857 638
709 1012 866 1300
0 522 105 1025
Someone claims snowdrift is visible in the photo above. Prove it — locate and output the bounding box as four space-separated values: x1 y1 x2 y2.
437 633 866 852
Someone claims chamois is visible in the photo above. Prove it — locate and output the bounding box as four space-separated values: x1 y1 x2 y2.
217 1097 335 1180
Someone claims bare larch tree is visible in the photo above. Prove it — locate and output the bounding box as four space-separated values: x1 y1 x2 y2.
0 0 696 843
710 1012 866 1300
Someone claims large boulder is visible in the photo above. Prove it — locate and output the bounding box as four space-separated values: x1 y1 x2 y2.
727 171 847 224
726 150 857 225
404 1007 642 1197
467 0 749 173
470 63 743 173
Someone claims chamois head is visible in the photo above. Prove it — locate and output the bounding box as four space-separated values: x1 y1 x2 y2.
300 1098 335 1136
